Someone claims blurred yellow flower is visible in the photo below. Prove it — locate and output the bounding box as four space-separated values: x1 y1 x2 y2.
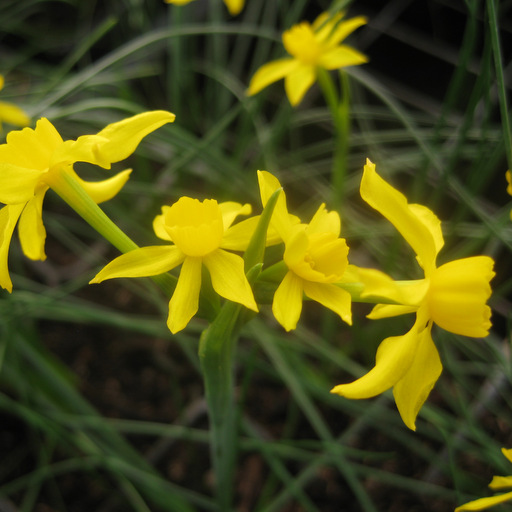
0 111 175 292
247 12 367 106
164 0 244 16
455 448 512 511
331 159 494 430
258 170 352 331
0 74 30 131
91 197 258 333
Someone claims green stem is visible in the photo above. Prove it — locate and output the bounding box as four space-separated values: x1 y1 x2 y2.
47 170 176 297
317 68 351 208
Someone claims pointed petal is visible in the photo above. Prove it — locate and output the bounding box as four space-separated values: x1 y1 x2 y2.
203 249 258 311
319 46 368 70
219 201 252 230
247 59 299 96
90 246 184 283
0 162 45 204
221 216 259 251
93 110 175 165
361 159 443 274
489 476 512 491
393 325 441 430
284 64 316 106
455 491 512 511
51 135 111 169
0 75 4 90
272 271 303 331
0 204 24 292
0 101 30 127
502 448 512 464
316 15 367 47
331 322 420 399
18 190 47 261
223 0 243 15
67 167 132 204
307 203 340 236
167 256 202 333
303 281 352 325
367 303 418 319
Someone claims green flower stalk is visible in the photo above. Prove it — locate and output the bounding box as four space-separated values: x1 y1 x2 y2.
0 110 175 292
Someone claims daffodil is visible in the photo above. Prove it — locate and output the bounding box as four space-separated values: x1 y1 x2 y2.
91 197 258 333
258 170 352 331
506 170 512 220
247 12 367 106
455 448 512 511
331 159 495 430
0 74 30 131
164 0 244 16
0 110 175 292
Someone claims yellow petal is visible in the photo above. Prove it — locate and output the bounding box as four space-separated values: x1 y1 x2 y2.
0 101 31 127
393 324 441 430
17 190 47 261
319 46 368 70
203 249 258 311
164 0 194 4
316 14 367 47
247 58 299 96
506 170 512 196
455 491 512 511
272 270 304 331
93 110 175 166
0 203 24 292
489 476 512 491
90 245 184 283
257 170 294 241
284 64 316 106
167 256 202 333
66 167 132 204
223 0 244 15
153 206 173 241
367 303 418 319
221 215 259 251
502 448 512 464
219 201 252 230
428 256 494 337
0 162 46 204
361 159 443 274
306 203 340 236
51 135 111 170
303 281 352 325
331 322 420 399
0 75 4 90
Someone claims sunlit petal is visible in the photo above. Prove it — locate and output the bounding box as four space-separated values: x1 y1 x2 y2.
18 190 47 261
90 246 184 283
167 256 202 333
319 46 368 70
219 201 252 230
489 475 512 491
393 325 441 430
0 162 45 204
303 281 352 325
503 448 512 465
331 322 420 399
367 303 418 319
223 0 244 15
272 270 303 331
203 249 258 311
0 203 24 292
284 64 316 106
361 159 443 274
321 15 367 47
0 101 31 127
153 206 173 241
306 203 340 236
247 59 299 96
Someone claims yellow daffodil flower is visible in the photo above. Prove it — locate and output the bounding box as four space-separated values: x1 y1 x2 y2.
455 448 512 511
506 170 512 220
164 0 244 16
0 74 30 131
258 170 352 331
91 197 258 333
247 12 367 106
0 110 175 292
331 159 494 430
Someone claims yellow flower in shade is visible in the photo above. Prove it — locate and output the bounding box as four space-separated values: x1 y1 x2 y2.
455 448 512 511
164 0 244 16
331 159 495 430
507 170 512 220
247 12 367 106
0 74 30 131
90 197 259 333
258 170 352 331
0 110 175 292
